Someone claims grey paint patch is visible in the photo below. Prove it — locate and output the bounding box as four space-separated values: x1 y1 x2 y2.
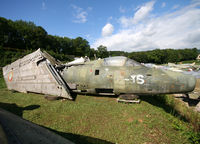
3 49 72 99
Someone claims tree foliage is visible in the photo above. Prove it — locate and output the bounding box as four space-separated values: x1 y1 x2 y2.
0 17 199 66
97 45 109 58
129 48 198 64
0 17 91 58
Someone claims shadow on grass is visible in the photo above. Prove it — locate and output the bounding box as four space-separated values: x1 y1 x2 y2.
175 96 199 106
71 92 118 101
139 95 189 122
45 127 114 144
0 102 114 144
0 102 40 117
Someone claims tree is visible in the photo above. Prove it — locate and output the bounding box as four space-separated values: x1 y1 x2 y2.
71 37 90 56
89 48 97 59
0 17 91 57
97 45 109 58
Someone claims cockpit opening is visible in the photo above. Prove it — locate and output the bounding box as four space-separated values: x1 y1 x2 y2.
103 56 143 67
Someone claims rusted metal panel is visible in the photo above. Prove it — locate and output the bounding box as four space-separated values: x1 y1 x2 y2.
114 70 125 94
3 49 72 99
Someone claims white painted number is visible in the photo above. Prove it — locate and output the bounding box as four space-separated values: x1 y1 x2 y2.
130 74 144 85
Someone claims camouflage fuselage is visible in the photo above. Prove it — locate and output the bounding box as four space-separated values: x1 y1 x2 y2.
62 59 196 95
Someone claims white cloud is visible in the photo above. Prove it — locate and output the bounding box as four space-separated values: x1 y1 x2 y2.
92 1 200 52
87 7 93 11
133 1 155 24
71 5 90 23
161 2 166 8
119 1 155 27
119 6 126 13
172 4 180 10
42 1 47 10
102 23 114 37
108 16 113 21
119 16 131 27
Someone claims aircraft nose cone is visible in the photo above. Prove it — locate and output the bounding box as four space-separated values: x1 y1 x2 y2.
179 74 196 92
162 70 196 93
187 75 196 91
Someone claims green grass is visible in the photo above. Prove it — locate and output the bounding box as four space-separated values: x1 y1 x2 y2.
0 73 199 144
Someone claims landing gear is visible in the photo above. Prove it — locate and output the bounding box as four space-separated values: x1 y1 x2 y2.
117 94 140 104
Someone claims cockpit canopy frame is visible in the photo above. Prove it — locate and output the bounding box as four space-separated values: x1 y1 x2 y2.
103 56 142 67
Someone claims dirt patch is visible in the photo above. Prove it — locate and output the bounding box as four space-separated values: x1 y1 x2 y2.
146 128 170 144
138 119 143 123
127 117 134 123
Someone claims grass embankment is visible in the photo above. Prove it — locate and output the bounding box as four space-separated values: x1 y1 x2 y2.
0 71 199 144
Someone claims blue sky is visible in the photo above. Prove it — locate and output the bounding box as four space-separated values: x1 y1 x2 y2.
0 0 200 52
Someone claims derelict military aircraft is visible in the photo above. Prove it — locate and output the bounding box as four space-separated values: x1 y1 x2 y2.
3 49 196 102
